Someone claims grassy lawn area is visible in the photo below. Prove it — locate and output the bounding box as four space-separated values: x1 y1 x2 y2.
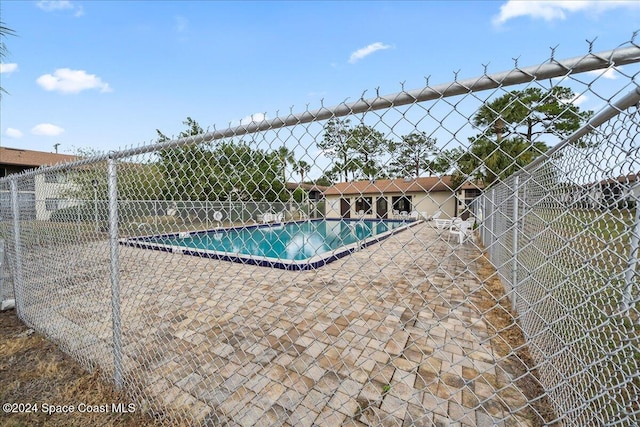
512 207 639 424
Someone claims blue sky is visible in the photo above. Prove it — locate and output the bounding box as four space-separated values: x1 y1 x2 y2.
1 0 639 161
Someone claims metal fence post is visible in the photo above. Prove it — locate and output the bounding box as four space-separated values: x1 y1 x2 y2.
489 189 496 262
108 158 124 390
9 180 25 316
511 175 520 311
77 197 82 236
482 194 488 246
0 238 3 300
621 184 640 315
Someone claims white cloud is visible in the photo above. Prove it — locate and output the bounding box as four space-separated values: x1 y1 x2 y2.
0 63 18 74
561 93 588 106
6 128 24 138
240 113 267 125
36 68 112 94
36 0 74 11
348 42 391 64
36 0 83 16
31 123 65 136
493 1 640 25
586 67 619 80
571 93 588 106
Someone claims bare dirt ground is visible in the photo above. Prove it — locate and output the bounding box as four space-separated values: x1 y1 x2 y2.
474 253 558 426
0 309 162 427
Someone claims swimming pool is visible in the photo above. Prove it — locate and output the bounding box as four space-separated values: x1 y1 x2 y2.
122 218 418 270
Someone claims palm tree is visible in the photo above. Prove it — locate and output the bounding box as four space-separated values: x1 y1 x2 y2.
276 145 295 184
295 160 311 183
1 21 16 97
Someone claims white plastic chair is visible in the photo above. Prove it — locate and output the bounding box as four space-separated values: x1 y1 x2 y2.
434 217 452 231
448 219 473 244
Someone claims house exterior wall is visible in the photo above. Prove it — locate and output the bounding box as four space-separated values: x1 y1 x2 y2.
324 191 456 219
411 192 456 218
34 172 79 221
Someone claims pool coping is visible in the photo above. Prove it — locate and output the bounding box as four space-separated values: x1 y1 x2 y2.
119 218 422 270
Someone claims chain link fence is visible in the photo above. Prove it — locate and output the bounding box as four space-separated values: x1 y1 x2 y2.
1 39 639 426
477 91 640 425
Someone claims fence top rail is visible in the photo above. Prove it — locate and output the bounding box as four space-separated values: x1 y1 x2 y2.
1 43 639 183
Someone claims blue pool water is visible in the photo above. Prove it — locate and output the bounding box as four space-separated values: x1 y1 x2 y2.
124 219 416 270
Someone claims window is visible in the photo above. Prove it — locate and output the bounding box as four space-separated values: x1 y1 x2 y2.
355 197 372 215
392 196 412 213
465 189 482 199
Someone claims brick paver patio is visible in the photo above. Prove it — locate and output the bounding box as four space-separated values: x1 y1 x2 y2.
24 222 538 426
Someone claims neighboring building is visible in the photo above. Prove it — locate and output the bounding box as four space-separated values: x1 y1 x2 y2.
0 147 78 220
284 182 328 202
561 173 639 209
587 173 639 209
285 182 328 218
323 176 483 220
0 147 77 178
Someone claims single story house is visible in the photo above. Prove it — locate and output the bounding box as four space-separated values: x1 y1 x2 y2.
323 176 483 220
582 173 639 209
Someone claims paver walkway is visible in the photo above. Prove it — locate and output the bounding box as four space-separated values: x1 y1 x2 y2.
21 222 538 426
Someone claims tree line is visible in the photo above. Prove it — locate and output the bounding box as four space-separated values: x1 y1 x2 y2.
318 86 591 187
66 85 591 202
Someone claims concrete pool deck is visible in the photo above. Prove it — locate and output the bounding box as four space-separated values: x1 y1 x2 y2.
21 222 541 426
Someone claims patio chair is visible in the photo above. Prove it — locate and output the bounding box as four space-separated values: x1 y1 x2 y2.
431 211 448 229
448 218 473 244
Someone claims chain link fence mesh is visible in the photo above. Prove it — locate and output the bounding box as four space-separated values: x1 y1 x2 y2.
1 40 639 426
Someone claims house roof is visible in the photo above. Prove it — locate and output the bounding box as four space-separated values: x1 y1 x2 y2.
323 176 483 196
597 172 639 186
0 147 78 168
